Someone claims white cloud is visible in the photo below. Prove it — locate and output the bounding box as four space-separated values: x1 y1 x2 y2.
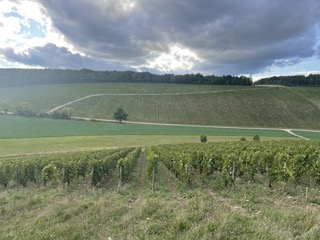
0 0 74 56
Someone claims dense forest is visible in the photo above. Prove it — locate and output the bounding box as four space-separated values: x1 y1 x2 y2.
254 74 320 86
0 68 252 87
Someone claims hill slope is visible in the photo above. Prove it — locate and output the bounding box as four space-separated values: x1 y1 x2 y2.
1 83 320 129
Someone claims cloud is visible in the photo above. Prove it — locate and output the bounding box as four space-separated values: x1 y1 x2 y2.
2 0 320 75
0 43 129 70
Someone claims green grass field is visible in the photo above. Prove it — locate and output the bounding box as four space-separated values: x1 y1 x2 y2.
0 115 299 156
0 115 293 139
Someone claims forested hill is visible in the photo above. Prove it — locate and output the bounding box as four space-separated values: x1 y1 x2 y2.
254 74 320 87
0 68 251 87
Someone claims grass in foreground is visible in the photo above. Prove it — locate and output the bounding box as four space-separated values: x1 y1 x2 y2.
0 152 319 240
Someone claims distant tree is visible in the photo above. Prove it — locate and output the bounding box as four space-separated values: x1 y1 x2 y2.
200 135 207 143
50 107 73 119
113 108 128 123
0 99 11 114
15 102 36 117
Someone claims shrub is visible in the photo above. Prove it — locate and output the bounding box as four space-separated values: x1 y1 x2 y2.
200 135 207 143
50 107 73 119
253 135 260 141
15 102 36 117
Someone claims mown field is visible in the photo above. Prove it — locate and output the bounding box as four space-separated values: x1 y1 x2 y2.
1 83 320 129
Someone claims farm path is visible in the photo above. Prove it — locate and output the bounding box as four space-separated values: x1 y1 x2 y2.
46 87 263 113
283 129 310 140
72 116 319 140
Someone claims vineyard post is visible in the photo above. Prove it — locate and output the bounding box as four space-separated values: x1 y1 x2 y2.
62 168 65 189
232 162 236 190
117 164 123 193
15 165 19 190
90 167 94 189
152 165 156 193
35 167 40 188
284 162 287 181
305 187 309 199
187 163 192 187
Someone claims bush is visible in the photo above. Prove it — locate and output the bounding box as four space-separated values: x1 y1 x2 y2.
15 102 36 117
240 137 246 141
200 135 207 143
253 135 260 141
38 112 49 118
50 107 73 119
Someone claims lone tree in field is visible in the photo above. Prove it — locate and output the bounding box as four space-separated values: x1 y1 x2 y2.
113 108 128 123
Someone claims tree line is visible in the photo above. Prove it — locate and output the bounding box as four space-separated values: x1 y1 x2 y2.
254 74 320 87
0 68 252 87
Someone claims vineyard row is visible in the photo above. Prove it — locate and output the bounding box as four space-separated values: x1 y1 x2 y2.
146 141 320 189
0 148 141 190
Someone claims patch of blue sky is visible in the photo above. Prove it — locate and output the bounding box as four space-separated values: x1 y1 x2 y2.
3 8 21 19
19 19 46 39
4 9 46 39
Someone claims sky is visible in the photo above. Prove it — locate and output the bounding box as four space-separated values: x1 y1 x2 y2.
0 0 320 80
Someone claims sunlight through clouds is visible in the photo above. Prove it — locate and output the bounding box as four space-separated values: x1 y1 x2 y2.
146 45 203 72
118 0 136 12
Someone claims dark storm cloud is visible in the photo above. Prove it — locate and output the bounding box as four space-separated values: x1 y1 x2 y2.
0 43 129 70
32 0 320 74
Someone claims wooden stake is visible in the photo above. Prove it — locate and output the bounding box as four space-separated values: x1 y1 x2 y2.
117 165 123 193
306 187 308 199
152 165 156 193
